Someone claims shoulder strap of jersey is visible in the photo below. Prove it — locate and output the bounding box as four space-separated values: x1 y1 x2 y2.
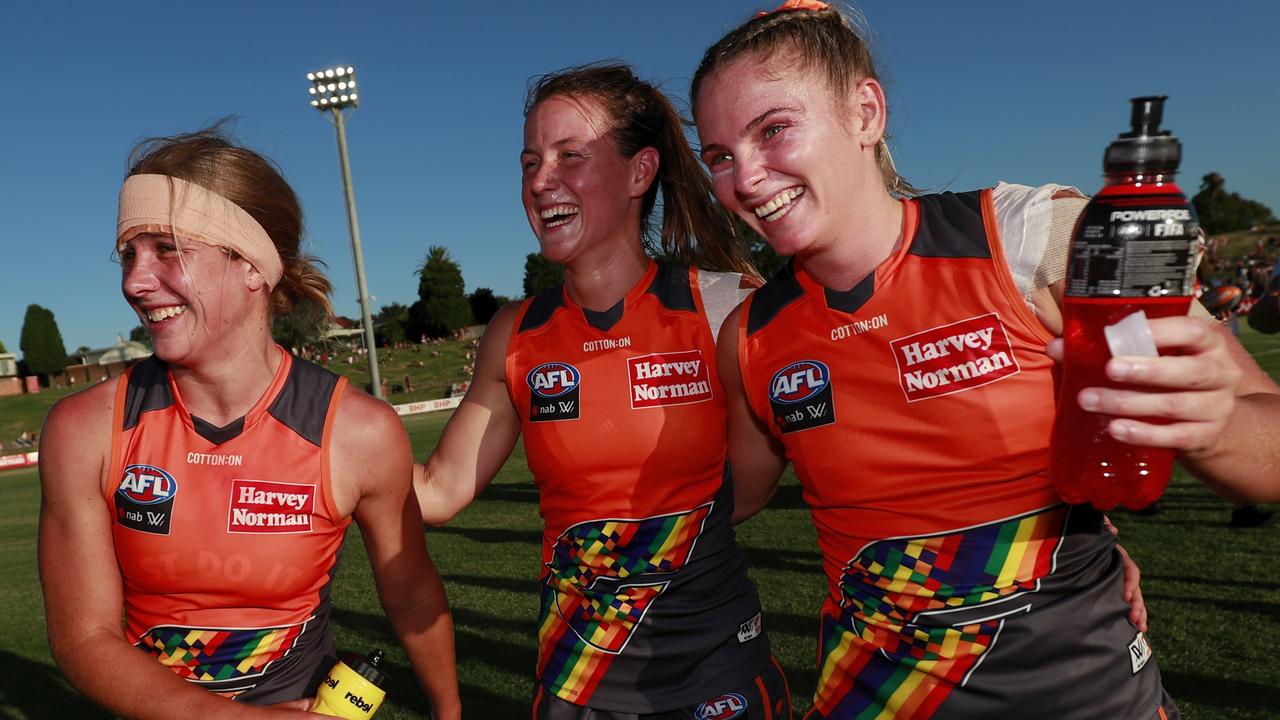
267 354 341 448
909 190 991 259
518 284 566 334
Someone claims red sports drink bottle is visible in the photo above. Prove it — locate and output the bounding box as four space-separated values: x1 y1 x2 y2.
1050 96 1199 510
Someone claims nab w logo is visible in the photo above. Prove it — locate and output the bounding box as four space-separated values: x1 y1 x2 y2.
695 693 748 719
527 362 581 422
117 464 177 504
527 362 580 398
769 360 830 404
116 464 177 535
768 360 836 434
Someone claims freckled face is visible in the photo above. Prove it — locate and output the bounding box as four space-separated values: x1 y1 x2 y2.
520 95 638 267
695 53 867 259
120 232 253 366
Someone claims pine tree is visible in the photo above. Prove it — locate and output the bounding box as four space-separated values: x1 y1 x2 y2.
375 303 410 346
410 246 473 339
1193 173 1275 234
523 253 563 297
19 304 68 381
467 288 504 325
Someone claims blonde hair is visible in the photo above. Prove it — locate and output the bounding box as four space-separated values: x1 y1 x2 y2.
692 5 918 197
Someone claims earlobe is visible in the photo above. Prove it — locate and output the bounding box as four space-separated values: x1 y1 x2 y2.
245 266 268 292
631 147 660 198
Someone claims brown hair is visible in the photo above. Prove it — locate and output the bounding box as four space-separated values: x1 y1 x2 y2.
526 63 758 277
691 5 917 197
127 123 334 317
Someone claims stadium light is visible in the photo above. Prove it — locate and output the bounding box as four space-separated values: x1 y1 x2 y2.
305 64 382 399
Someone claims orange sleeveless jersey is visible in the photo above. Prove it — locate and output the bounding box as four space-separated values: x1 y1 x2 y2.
507 261 768 712
740 191 1169 718
107 348 350 702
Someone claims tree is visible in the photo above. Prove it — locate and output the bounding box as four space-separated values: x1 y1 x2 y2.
129 325 153 351
0 339 6 354
409 246 472 339
1193 172 1275 235
375 302 410 346
271 300 330 351
523 253 563 297
731 215 787 280
467 288 504 325
19 304 68 382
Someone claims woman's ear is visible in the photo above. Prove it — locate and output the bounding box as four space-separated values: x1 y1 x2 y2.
848 77 887 149
245 264 268 293
630 146 660 199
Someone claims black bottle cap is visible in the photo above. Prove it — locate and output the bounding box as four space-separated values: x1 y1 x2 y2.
1103 95 1181 175
352 649 388 689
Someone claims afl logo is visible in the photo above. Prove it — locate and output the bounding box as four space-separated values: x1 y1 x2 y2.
769 360 830 404
695 693 748 719
117 464 177 505
527 362 580 399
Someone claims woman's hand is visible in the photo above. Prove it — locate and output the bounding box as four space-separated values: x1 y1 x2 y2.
1048 315 1242 454
1103 516 1147 633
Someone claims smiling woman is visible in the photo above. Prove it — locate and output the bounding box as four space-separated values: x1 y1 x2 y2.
414 63 792 720
37 128 461 720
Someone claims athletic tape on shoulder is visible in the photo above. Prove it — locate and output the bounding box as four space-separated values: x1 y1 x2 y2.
117 174 284 288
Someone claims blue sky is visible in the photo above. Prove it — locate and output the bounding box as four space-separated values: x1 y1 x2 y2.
2 1 1277 356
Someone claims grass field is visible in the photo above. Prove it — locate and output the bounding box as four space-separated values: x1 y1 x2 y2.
1 330 1278 718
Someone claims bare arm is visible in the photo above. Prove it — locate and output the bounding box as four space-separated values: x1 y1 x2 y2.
1033 192 1280 503
1041 279 1280 503
718 304 789 524
334 393 461 720
1073 319 1280 503
415 302 523 525
38 385 313 719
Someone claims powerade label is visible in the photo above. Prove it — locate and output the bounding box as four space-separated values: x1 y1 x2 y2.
1066 194 1198 298
768 359 835 433
527 362 580 422
116 463 177 535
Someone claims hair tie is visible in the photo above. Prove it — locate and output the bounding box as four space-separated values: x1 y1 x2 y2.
757 0 830 18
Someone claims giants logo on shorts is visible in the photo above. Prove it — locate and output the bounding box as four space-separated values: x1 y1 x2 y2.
890 313 1021 402
527 362 580 422
116 464 177 535
627 349 713 409
768 359 835 433
228 479 315 534
695 693 748 719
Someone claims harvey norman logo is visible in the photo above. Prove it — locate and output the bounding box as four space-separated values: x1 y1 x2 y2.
228 479 315 534
628 350 713 409
889 313 1020 402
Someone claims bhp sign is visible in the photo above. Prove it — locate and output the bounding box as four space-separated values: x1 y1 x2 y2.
890 313 1020 402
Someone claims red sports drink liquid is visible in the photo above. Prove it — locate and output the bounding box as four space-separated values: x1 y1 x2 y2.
1051 96 1199 510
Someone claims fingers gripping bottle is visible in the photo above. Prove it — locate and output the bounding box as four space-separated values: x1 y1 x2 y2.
311 649 389 718
1050 96 1198 510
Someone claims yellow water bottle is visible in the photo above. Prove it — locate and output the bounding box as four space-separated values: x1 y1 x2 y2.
310 649 388 718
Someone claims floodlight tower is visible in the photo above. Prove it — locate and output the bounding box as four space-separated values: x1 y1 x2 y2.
307 65 382 399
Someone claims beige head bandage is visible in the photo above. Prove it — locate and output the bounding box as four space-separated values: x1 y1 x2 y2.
117 174 284 288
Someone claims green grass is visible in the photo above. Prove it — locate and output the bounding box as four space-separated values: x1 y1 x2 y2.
1 331 1277 718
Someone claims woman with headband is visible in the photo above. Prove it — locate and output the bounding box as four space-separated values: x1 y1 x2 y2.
414 64 792 719
38 129 461 719
690 2 1280 718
